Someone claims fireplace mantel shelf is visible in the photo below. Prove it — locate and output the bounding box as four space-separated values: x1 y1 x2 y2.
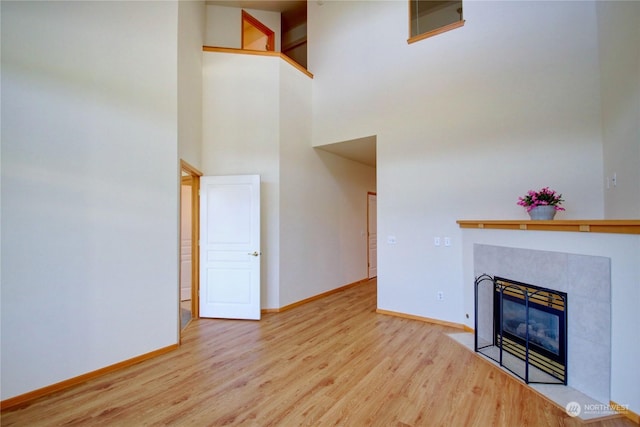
456 219 640 235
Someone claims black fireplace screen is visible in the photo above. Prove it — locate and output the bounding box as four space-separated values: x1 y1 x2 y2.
475 274 568 385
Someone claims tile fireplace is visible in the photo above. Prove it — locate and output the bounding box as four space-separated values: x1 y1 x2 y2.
458 222 640 419
472 244 611 404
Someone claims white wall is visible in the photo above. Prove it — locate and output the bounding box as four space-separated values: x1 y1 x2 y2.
309 0 609 325
1 1 179 400
597 1 640 218
202 52 281 308
205 5 281 52
460 229 640 414
178 0 205 169
205 4 239 48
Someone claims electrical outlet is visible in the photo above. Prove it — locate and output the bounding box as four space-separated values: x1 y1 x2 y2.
444 237 451 247
434 237 441 246
437 291 444 301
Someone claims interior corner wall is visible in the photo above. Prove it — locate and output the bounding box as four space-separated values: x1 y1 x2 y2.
308 1 606 325
0 1 179 400
178 0 205 169
279 63 375 307
597 1 640 218
205 5 281 52
201 52 281 309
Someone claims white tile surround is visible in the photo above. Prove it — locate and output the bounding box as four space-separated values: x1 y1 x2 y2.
473 244 611 404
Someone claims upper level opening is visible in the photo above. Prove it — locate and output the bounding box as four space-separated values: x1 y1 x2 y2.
408 0 464 44
206 1 307 69
242 10 275 51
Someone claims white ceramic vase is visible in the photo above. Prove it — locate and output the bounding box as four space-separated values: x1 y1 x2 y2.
528 205 557 220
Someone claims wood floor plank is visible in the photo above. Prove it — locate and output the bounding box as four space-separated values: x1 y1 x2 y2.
2 280 635 426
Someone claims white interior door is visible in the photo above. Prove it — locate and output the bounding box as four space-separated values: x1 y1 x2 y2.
200 175 261 320
368 193 377 278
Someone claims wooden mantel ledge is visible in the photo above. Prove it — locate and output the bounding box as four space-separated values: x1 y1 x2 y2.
456 219 640 235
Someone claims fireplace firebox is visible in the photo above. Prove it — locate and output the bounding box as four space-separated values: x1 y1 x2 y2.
474 274 568 385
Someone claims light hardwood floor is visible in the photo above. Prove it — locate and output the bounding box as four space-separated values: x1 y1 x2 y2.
2 280 635 426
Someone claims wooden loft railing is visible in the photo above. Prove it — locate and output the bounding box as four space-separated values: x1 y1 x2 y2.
202 46 313 79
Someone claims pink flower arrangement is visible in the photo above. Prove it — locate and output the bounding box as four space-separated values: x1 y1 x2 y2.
517 187 565 212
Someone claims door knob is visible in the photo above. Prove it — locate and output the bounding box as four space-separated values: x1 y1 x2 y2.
248 251 261 257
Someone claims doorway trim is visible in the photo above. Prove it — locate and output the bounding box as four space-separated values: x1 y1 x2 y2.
367 191 377 279
241 10 275 51
180 160 202 325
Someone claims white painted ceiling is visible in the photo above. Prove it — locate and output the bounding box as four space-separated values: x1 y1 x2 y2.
315 136 377 167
